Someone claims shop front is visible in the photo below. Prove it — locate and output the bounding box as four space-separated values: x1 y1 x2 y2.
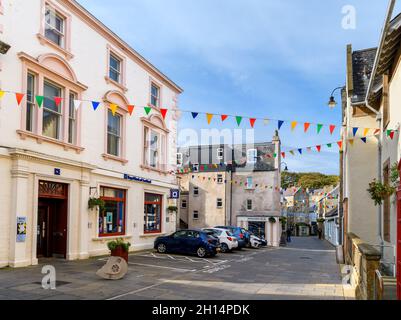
237 215 281 247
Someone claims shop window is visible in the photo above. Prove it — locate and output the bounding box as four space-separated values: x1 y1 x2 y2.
99 187 126 237
144 193 162 234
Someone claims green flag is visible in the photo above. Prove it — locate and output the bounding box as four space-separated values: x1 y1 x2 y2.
144 107 152 115
317 124 323 134
35 95 44 108
236 116 243 126
327 143 332 148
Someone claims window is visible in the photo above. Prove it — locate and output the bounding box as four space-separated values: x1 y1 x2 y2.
193 211 199 220
181 199 187 209
192 163 199 173
151 83 160 107
383 161 391 242
217 174 223 184
43 81 62 139
217 198 223 208
247 199 253 211
99 187 126 237
143 125 166 170
26 73 35 132
45 6 65 48
247 149 257 164
150 131 160 168
107 110 121 157
177 153 183 167
217 148 224 160
193 187 199 196
68 92 76 144
246 177 253 189
109 53 121 83
144 193 162 233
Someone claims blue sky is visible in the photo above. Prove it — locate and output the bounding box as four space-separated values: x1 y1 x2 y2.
78 0 401 174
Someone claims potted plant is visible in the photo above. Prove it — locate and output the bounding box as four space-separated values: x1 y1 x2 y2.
269 217 277 224
167 205 178 213
316 218 325 223
88 197 105 212
107 238 131 262
367 179 396 206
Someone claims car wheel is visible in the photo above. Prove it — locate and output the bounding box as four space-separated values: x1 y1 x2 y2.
196 247 207 258
220 243 229 253
157 243 167 254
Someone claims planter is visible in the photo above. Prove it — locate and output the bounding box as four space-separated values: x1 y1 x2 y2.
111 246 129 263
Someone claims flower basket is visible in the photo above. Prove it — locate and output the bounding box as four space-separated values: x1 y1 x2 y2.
107 238 131 262
88 197 105 212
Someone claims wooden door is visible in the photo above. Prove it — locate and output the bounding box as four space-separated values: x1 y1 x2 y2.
52 199 68 258
37 202 50 258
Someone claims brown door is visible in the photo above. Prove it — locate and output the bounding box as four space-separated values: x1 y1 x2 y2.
37 202 50 258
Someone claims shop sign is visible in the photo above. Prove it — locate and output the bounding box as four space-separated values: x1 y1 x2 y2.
170 189 180 199
16 217 27 243
124 174 152 184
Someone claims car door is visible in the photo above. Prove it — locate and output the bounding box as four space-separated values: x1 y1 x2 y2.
186 231 203 254
171 230 187 253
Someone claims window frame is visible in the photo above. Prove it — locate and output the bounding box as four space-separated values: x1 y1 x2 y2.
181 199 187 209
217 148 224 160
109 53 122 84
144 193 163 234
42 79 63 140
68 91 77 144
150 82 161 108
217 198 223 208
26 73 36 132
246 199 253 211
193 187 199 197
246 176 254 189
247 149 258 164
217 174 224 184
193 211 199 220
107 109 122 157
44 5 65 48
98 186 127 238
177 153 183 167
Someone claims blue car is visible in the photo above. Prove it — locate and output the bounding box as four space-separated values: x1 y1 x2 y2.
154 229 219 258
215 226 247 249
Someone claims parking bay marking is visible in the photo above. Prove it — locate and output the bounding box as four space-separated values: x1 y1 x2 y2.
127 262 197 273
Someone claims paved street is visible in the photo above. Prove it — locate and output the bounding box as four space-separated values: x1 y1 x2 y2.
0 237 347 300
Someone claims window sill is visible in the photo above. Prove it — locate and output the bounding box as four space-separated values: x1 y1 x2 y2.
104 76 128 93
36 33 74 60
17 130 84 154
140 164 169 175
140 233 165 238
102 153 129 165
92 234 133 242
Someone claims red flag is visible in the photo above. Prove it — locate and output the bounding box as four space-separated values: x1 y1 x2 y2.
316 145 321 152
304 122 311 133
249 118 256 128
337 141 343 150
160 108 168 119
221 115 228 122
127 105 135 116
281 152 286 159
329 125 336 135
15 93 25 106
389 131 395 140
54 97 62 107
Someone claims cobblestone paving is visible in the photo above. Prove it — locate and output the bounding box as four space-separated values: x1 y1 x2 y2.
0 237 348 300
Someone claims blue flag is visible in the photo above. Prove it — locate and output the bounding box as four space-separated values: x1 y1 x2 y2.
191 112 199 119
361 137 367 143
278 120 284 130
353 127 358 136
92 101 100 111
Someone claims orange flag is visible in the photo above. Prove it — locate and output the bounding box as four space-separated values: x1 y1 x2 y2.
127 105 135 116
337 141 343 150
15 93 25 106
304 122 311 133
206 113 213 124
349 139 354 146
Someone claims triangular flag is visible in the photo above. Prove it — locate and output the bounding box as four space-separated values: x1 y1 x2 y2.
127 105 135 116
307 147 312 152
298 149 303 155
361 137 367 143
389 131 395 140
349 139 354 146
273 153 277 158
0 91 5 100
110 104 118 116
337 141 343 150
207 113 214 124
54 97 62 107
92 101 100 111
235 116 243 126
144 107 152 115
191 112 199 119
317 124 323 134
374 129 380 135
73 100 82 111
263 119 269 126
316 145 321 152
353 127 358 136
15 93 25 106
221 115 228 122
281 152 286 159
363 128 370 137
304 122 311 133
327 143 332 148
278 120 284 130
290 150 295 156
249 118 256 128
35 95 44 108
329 125 336 135
291 121 298 131
386 130 392 137
160 108 168 119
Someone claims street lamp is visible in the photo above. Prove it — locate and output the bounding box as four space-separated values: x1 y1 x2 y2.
327 86 344 109
281 162 289 172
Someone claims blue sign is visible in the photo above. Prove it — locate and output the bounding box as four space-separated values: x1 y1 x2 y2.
54 168 61 176
124 174 152 184
16 217 27 243
170 189 180 199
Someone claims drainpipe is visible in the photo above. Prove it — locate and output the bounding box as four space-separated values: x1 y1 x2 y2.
364 0 396 257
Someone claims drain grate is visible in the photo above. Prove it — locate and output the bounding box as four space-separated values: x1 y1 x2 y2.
300 257 312 260
33 281 71 287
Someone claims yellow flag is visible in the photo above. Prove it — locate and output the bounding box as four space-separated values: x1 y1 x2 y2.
291 121 298 131
349 139 354 146
110 103 118 116
206 113 213 125
0 91 5 100
363 128 370 137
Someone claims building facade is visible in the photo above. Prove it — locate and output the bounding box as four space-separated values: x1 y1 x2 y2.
177 134 282 246
0 0 182 268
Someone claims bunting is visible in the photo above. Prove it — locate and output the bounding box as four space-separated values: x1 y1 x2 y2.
15 93 24 106
191 112 199 119
35 96 44 108
249 118 256 128
127 105 135 116
54 97 62 107
291 121 298 131
221 115 228 122
206 113 214 124
235 116 243 127
92 101 100 111
73 100 82 111
160 108 168 119
304 122 311 133
278 120 285 130
0 91 5 100
144 107 152 115
353 128 358 137
329 125 336 135
110 103 118 116
317 124 323 134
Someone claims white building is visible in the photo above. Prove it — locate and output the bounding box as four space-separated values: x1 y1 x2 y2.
0 0 182 268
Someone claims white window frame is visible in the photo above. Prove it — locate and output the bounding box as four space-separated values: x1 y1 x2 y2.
107 110 122 157
193 211 199 220
193 187 199 197
246 199 253 211
217 198 223 208
247 149 257 164
109 53 122 84
150 82 161 108
217 148 224 160
42 80 63 140
45 5 65 48
217 174 223 184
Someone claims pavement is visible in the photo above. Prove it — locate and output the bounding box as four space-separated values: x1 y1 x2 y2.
0 237 350 300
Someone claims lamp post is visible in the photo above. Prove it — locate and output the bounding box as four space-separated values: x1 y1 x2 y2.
281 162 289 172
327 87 344 109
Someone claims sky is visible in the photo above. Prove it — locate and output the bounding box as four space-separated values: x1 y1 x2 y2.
78 0 401 175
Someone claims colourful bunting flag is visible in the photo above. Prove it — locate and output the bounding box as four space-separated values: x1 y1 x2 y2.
337 141 343 150
221 115 228 122
73 100 82 111
278 120 284 130
304 122 311 133
389 131 395 140
92 101 100 111
191 112 199 119
353 128 358 136
374 129 380 135
298 149 303 155
317 124 323 134
361 137 367 143
249 118 256 128
144 107 152 115
290 150 295 156
54 97 62 107
160 108 168 119
127 105 135 116
291 121 298 131
0 91 5 100
327 143 332 148
363 128 370 137
110 103 118 116
207 113 214 124
329 125 336 135
15 93 24 106
273 153 277 158
307 147 312 152
236 116 243 126
35 95 44 108
349 139 354 146
281 152 286 159
263 119 269 126
316 145 321 152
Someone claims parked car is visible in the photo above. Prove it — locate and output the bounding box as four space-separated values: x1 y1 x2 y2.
203 228 238 253
154 229 219 258
215 226 247 249
241 228 252 247
249 234 263 248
